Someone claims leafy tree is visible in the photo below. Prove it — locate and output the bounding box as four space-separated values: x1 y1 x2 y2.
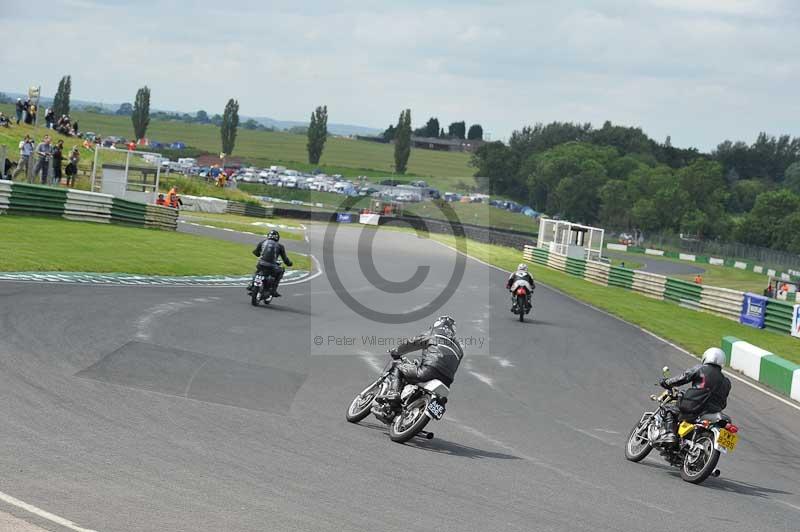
736 189 800 249
727 179 767 213
785 162 800 194
52 75 71 118
211 114 223 126
414 117 440 137
115 102 133 116
598 180 631 229
382 124 396 142
471 142 514 195
132 86 151 140
630 199 661 231
448 121 466 140
306 105 328 164
440 128 446 137
467 124 483 140
221 98 239 156
242 119 260 130
394 109 412 174
196 110 210 123
548 159 608 223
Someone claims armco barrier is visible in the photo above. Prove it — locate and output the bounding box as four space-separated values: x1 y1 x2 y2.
0 180 176 230
664 278 702 309
632 271 666 300
722 336 800 401
608 266 633 290
765 299 794 334
700 285 744 321
226 201 274 218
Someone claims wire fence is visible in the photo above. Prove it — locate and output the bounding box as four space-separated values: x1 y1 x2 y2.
644 233 800 272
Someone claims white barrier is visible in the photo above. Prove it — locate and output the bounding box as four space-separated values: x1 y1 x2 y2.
645 248 665 256
64 190 113 223
632 271 666 299
679 253 696 261
730 342 771 380
734 261 747 270
768 269 776 277
0 180 10 212
181 195 228 214
754 266 764 274
709 257 725 266
607 243 628 251
359 213 380 226
699 285 744 320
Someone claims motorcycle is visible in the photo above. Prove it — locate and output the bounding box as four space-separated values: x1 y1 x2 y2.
346 356 450 443
509 280 533 322
624 366 740 484
247 260 282 306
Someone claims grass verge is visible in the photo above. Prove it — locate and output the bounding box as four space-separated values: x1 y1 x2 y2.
0 215 309 275
180 213 305 240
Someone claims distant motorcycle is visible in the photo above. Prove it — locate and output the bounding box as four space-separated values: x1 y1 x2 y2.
346 356 449 443
247 260 282 306
509 280 533 322
624 366 740 484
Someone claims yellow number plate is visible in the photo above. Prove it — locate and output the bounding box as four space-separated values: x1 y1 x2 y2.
717 429 738 452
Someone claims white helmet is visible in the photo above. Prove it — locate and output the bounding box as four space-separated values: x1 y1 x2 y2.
517 263 528 272
701 347 726 367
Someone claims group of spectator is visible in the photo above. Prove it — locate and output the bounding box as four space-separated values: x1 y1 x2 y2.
14 98 37 125
44 109 79 136
156 186 182 209
9 134 80 187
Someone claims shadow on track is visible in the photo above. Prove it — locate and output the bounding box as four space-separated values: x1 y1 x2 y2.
354 421 520 460
252 304 313 317
638 461 791 498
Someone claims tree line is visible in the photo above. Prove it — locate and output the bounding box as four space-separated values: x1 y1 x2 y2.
382 117 483 142
471 121 800 253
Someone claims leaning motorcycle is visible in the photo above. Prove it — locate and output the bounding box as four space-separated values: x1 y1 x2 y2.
624 366 740 484
346 356 449 443
509 280 533 322
247 260 282 306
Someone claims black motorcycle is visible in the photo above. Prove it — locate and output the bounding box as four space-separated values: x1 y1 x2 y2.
509 281 533 322
247 260 282 306
624 366 740 484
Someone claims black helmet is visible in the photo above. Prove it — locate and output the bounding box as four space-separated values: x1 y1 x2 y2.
431 315 456 339
267 230 280 242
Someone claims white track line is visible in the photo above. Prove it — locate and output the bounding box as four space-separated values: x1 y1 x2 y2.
0 491 98 532
427 237 800 413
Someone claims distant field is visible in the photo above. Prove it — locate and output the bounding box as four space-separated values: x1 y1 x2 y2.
0 104 475 191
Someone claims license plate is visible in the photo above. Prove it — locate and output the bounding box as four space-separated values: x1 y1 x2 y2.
427 399 445 420
716 428 738 453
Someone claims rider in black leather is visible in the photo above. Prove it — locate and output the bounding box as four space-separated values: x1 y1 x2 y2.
376 316 463 405
506 263 534 310
658 347 731 444
251 230 292 297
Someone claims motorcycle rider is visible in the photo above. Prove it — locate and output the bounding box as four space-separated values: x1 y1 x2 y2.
506 263 534 312
249 230 292 297
657 347 732 444
375 316 463 407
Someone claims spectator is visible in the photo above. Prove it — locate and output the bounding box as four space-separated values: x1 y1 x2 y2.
52 140 64 186
33 135 52 184
0 112 10 127
166 186 182 209
15 98 24 124
72 120 79 136
45 108 55 129
3 157 14 179
764 284 774 298
12 135 34 181
65 146 79 187
694 274 703 284
156 193 166 206
22 99 31 124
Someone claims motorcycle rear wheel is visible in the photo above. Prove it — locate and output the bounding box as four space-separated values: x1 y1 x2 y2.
624 418 653 462
517 295 526 322
389 397 430 443
680 431 720 484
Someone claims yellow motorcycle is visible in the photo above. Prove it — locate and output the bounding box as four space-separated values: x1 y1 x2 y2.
625 366 740 484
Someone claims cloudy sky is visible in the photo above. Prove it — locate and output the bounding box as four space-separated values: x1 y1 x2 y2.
3 0 798 150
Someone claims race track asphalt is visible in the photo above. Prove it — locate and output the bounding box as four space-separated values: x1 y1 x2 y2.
605 250 705 275
0 223 797 532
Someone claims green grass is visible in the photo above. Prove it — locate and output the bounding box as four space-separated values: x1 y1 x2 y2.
609 257 643 269
0 215 309 275
608 250 769 293
0 104 475 191
159 175 259 204
180 212 305 240
375 229 800 364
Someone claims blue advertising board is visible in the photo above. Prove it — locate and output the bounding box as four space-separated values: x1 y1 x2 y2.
336 213 353 223
740 293 767 328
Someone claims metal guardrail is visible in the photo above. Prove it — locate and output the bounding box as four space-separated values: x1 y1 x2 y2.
226 201 274 218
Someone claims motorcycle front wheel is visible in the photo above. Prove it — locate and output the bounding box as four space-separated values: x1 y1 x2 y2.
346 379 386 423
624 417 653 462
251 288 260 306
680 431 720 484
389 396 430 443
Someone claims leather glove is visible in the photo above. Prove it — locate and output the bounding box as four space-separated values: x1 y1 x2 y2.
388 348 400 360
659 378 670 389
